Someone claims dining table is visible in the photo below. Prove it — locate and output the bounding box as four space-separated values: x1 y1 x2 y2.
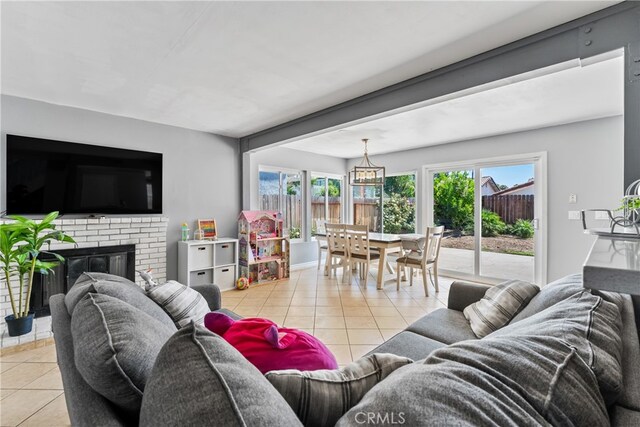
316 231 423 290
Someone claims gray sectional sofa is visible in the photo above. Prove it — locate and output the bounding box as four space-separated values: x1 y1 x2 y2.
50 273 640 426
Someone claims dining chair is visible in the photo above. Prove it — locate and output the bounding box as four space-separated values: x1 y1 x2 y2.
345 224 380 286
325 223 348 282
395 225 445 296
316 236 328 271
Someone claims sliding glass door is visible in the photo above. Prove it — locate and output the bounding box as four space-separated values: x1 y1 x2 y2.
426 155 545 284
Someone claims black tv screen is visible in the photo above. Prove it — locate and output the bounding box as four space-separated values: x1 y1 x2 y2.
6 135 162 215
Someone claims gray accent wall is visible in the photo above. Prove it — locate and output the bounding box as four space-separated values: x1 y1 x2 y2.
1 95 241 281
345 116 623 282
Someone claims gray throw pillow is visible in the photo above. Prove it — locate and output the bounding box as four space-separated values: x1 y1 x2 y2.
266 353 413 427
491 290 623 405
71 293 176 414
509 273 584 324
337 335 609 426
65 272 175 330
139 323 302 427
146 280 210 328
463 279 539 338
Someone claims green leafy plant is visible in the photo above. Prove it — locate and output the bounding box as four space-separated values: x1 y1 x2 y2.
0 212 75 319
433 171 474 232
480 209 506 237
510 219 535 239
617 197 640 212
288 227 301 239
382 194 415 234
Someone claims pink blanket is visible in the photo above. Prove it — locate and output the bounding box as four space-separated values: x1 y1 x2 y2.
204 312 338 373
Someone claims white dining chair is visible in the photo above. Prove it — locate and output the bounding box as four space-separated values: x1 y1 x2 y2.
345 224 380 286
325 223 348 283
395 226 444 296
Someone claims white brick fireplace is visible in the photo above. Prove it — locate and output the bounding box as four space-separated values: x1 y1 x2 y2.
0 216 168 348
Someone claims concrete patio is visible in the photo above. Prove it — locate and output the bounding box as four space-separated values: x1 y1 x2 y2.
438 247 534 283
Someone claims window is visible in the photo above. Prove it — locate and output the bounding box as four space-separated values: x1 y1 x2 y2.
352 185 382 232
382 173 416 233
352 173 416 233
259 169 302 239
311 175 343 235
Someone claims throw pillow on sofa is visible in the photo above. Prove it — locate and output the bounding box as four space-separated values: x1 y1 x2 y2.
266 353 413 427
146 280 209 328
463 279 539 338
71 293 176 414
65 272 176 330
337 335 609 426
490 290 623 405
509 273 584 324
139 322 302 427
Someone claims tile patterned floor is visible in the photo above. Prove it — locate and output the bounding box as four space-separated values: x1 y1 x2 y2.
0 345 69 426
0 266 453 425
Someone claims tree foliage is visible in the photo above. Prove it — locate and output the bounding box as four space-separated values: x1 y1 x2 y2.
433 171 474 232
384 175 415 198
382 194 415 234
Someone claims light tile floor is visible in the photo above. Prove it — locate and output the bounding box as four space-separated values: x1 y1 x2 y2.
0 266 454 425
0 345 69 426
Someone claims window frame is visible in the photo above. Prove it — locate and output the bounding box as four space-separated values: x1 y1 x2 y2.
258 165 305 242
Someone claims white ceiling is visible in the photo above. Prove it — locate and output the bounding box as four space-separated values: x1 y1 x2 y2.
282 54 624 158
1 1 620 138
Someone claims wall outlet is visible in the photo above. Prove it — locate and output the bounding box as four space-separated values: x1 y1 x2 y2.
594 211 610 220
568 194 577 204
568 211 582 220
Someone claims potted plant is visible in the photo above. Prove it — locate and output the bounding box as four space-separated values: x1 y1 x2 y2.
0 212 75 336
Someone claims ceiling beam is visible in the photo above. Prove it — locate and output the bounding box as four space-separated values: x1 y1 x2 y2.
240 2 640 188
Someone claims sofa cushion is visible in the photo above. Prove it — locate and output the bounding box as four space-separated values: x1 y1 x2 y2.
365 331 445 361
71 293 175 414
146 280 210 328
463 279 539 338
266 353 412 427
65 272 175 330
139 323 302 426
406 309 476 344
337 335 609 426
490 290 623 405
509 273 583 323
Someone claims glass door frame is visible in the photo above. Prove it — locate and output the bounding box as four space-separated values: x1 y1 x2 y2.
309 171 346 238
422 152 547 285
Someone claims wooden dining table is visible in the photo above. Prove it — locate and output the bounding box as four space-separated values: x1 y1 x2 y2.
317 232 423 289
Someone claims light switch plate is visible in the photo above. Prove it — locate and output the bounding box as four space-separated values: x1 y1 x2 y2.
568 194 577 204
568 211 581 220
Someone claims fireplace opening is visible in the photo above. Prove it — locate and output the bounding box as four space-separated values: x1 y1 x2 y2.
31 244 135 317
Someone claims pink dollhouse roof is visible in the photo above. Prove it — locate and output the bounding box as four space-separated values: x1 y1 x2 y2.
238 210 281 223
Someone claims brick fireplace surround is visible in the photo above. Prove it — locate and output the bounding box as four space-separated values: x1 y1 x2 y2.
0 216 168 348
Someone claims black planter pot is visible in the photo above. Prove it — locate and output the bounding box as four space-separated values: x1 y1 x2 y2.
4 313 35 337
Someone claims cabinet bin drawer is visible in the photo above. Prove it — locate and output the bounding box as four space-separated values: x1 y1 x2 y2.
215 242 236 266
189 269 213 286
189 245 213 270
215 266 236 290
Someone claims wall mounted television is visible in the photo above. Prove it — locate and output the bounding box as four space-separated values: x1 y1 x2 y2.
5 135 163 215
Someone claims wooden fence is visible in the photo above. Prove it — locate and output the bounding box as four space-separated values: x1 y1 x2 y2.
482 195 534 224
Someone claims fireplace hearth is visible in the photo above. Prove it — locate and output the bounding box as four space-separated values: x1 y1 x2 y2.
31 244 135 317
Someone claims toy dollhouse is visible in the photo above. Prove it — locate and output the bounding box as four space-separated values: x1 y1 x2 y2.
238 210 290 285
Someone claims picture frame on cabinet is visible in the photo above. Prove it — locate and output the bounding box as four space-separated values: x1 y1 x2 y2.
197 219 218 240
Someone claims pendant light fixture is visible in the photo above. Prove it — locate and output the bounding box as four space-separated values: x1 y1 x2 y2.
349 138 385 186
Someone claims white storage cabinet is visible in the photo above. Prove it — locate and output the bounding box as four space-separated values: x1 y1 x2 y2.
178 238 238 290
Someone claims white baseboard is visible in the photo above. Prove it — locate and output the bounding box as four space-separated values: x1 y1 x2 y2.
291 261 318 271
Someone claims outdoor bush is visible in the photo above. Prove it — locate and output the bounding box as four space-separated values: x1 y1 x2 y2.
510 219 534 238
433 171 474 232
382 194 415 234
481 209 506 237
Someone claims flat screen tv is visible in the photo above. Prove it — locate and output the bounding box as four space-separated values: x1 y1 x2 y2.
6 135 162 215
